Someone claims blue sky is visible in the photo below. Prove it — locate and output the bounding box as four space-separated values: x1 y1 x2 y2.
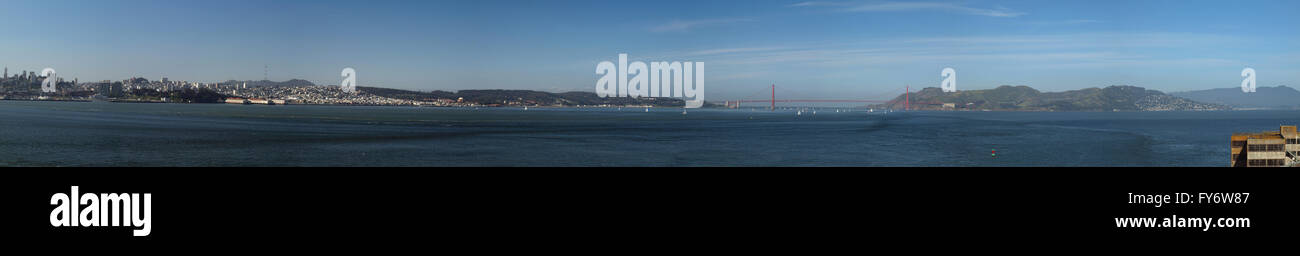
2 0 1298 100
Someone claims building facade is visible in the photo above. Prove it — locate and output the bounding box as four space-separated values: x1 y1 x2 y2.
1231 125 1299 167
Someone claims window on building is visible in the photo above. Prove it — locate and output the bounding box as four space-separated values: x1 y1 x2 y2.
1250 144 1284 151
1267 159 1285 166
1248 159 1284 166
1249 159 1265 166
1233 141 1247 147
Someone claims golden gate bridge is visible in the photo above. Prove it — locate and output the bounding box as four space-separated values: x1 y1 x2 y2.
722 84 944 110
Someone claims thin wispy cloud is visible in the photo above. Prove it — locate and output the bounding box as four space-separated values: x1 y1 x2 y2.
693 32 1244 69
1062 19 1101 24
691 32 1253 95
791 1 1026 18
688 47 785 56
1029 19 1102 26
787 1 854 7
649 18 755 32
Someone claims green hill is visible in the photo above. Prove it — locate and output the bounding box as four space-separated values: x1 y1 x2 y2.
875 85 1229 111
1170 86 1300 109
361 87 687 107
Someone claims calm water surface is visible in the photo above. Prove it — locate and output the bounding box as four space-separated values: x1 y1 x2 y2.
2 101 1296 166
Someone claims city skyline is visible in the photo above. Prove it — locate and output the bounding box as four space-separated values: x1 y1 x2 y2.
2 0 1298 99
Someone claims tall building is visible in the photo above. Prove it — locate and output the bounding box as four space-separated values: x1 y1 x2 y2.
1288 126 1300 160
4 67 7 78
1231 125 1299 167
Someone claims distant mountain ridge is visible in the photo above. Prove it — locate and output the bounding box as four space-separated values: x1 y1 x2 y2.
875 85 1229 111
359 86 693 107
1169 86 1300 109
